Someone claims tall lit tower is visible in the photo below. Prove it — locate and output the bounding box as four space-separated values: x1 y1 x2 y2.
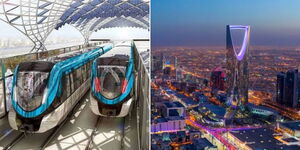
175 56 177 70
226 25 250 107
211 67 226 91
176 66 184 81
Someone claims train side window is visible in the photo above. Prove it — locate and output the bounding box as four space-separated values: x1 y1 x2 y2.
73 70 78 90
86 64 89 80
86 64 91 79
78 67 83 84
70 72 75 93
67 74 71 97
81 67 84 83
74 67 82 89
87 61 91 77
61 74 71 102
82 64 87 81
86 63 89 79
79 66 83 84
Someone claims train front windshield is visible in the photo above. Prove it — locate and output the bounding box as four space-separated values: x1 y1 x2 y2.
94 55 129 99
16 62 53 111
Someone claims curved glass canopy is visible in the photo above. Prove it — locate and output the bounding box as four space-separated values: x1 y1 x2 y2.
0 0 149 52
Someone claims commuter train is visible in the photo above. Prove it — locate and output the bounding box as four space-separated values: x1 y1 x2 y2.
8 43 113 133
90 41 134 117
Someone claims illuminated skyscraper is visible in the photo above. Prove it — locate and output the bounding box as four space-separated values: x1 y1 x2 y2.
176 65 184 81
276 69 300 108
162 56 171 76
226 25 250 106
276 72 286 105
285 69 298 107
151 53 163 79
210 67 226 91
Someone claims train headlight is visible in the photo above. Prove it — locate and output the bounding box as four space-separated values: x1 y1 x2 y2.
121 79 128 93
94 77 101 92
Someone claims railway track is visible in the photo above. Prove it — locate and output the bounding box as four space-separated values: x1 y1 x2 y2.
2 98 85 150
120 117 125 150
2 132 25 150
85 116 102 150
85 116 126 150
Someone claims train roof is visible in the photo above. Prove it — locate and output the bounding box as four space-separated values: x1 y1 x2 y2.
99 41 131 58
96 55 129 66
41 43 111 63
17 43 112 72
46 50 84 63
46 44 107 63
18 61 55 72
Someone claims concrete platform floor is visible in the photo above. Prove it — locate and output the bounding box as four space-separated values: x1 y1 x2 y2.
0 92 139 150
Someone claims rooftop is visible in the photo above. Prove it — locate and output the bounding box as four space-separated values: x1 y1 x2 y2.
152 116 185 124
203 103 226 117
192 138 215 149
181 98 198 105
280 121 300 131
247 103 279 114
230 127 300 150
163 101 185 108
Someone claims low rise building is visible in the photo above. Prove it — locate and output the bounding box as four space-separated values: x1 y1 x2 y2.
278 121 300 138
227 127 300 150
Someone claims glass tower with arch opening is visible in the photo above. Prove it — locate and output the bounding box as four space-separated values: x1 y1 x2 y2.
226 25 250 108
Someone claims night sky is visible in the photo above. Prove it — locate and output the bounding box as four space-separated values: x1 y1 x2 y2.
152 0 300 47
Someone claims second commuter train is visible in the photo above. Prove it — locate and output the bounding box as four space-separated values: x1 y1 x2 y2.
90 41 135 117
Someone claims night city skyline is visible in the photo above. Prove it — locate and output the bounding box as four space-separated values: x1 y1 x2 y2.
151 1 300 150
